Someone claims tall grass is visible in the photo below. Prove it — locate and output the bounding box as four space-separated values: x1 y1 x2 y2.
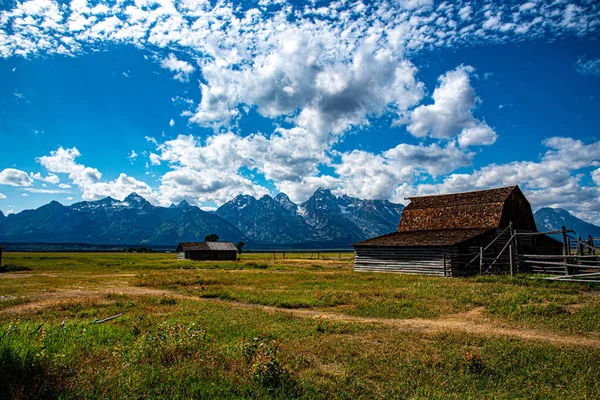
1 253 600 398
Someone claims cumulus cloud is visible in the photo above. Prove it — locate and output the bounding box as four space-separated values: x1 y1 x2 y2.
406 65 497 147
30 172 60 184
158 168 269 206
37 147 154 202
192 33 424 138
0 193 6 199
333 142 472 200
399 137 600 222
0 168 34 187
160 53 194 82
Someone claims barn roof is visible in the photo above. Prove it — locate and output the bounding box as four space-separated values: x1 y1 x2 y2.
397 186 517 232
177 242 237 251
352 228 489 247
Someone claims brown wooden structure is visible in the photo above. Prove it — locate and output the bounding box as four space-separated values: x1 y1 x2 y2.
176 242 237 261
352 186 562 276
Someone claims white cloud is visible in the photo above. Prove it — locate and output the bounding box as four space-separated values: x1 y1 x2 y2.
458 5 472 20
158 167 269 207
192 33 425 140
0 168 34 187
333 142 472 201
277 175 340 204
458 125 497 147
575 57 600 77
0 193 6 199
21 187 69 194
406 65 497 147
128 150 138 163
401 137 600 222
169 118 175 127
592 168 600 186
0 0 598 61
30 172 60 184
160 53 194 82
38 146 154 202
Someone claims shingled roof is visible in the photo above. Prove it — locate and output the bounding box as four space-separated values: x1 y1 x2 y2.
353 228 488 247
177 242 237 252
397 186 517 232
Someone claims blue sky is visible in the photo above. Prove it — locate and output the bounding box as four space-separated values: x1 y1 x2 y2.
1 0 600 221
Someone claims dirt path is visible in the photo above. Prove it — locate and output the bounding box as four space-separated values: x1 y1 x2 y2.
2 285 600 349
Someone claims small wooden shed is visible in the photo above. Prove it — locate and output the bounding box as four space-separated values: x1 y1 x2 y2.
176 242 237 261
352 186 562 276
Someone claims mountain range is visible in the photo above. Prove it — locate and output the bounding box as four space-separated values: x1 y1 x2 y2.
533 208 600 240
0 189 404 248
0 190 598 249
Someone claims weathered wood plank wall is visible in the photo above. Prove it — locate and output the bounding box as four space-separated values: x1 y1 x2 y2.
354 246 449 276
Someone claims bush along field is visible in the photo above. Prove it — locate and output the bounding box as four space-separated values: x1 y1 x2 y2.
1 252 600 399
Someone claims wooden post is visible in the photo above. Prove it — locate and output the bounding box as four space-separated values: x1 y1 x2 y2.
588 235 595 255
561 226 570 274
283 252 286 260
480 246 484 274
509 245 514 277
443 252 447 277
513 229 519 273
273 252 276 260
561 226 568 256
578 236 584 257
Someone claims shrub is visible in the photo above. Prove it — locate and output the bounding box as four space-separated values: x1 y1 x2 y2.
462 350 485 374
239 335 289 389
1 265 32 272
245 262 268 270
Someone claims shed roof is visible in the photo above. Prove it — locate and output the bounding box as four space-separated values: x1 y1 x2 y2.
353 228 489 247
397 186 517 232
177 242 237 251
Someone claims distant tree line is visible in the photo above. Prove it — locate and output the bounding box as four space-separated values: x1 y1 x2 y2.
124 247 153 253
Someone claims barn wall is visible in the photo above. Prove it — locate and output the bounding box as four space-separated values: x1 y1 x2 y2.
186 250 237 261
499 188 537 232
354 246 450 276
188 251 212 261
215 251 238 261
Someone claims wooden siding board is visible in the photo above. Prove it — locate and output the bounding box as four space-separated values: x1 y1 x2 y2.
354 246 449 276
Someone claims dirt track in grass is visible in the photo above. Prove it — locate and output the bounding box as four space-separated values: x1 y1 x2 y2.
3 284 600 349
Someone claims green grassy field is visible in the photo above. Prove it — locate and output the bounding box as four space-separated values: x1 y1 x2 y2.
1 252 599 399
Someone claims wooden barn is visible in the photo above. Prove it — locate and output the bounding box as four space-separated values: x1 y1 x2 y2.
352 186 562 276
176 242 238 261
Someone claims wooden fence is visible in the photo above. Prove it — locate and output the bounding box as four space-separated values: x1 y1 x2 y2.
466 225 600 282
